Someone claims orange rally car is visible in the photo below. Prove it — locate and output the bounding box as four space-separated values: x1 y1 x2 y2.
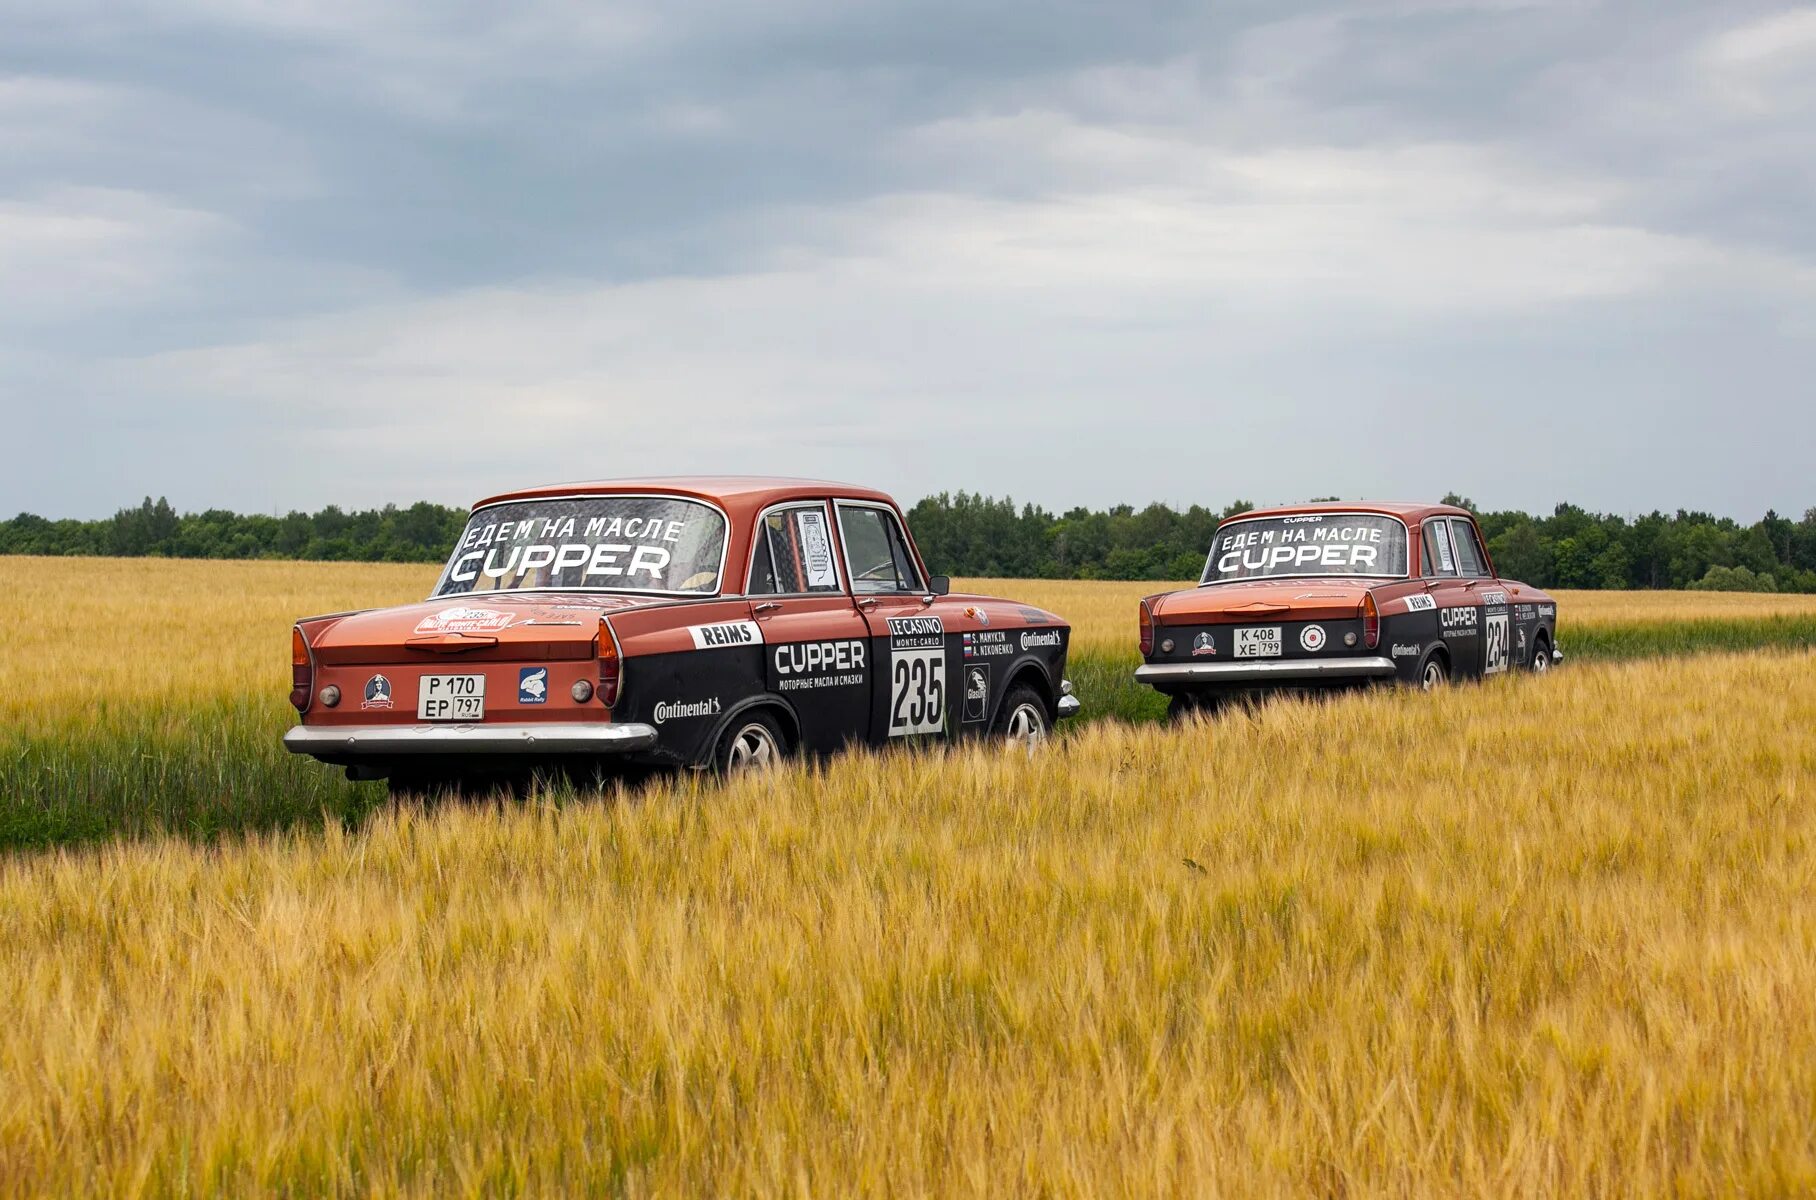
1136 501 1560 717
285 477 1078 788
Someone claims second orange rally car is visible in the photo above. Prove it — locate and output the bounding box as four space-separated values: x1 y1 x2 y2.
1136 501 1560 717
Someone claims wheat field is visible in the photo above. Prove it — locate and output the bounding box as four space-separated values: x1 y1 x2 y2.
4 559 1816 1193
9 557 1816 727
2 648 1813 1196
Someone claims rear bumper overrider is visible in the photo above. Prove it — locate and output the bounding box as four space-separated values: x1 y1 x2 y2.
1056 678 1081 719
283 721 660 758
1135 657 1398 685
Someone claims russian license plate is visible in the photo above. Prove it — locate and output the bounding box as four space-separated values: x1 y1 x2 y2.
418 674 486 720
1234 626 1283 658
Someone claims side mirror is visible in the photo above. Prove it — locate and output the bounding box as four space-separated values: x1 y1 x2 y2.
927 575 951 597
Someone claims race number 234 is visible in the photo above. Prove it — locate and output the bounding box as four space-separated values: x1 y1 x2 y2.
890 650 945 736
1484 613 1510 675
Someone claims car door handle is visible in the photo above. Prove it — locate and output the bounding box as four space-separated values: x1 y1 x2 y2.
753 602 782 615
857 597 879 611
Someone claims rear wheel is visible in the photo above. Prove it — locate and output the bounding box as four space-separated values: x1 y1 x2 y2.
1420 653 1450 692
993 685 1050 746
713 712 788 776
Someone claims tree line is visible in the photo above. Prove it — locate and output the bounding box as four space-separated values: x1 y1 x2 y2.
4 493 1815 592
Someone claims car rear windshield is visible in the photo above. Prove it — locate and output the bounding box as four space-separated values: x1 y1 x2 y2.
1201 513 1409 583
433 496 727 597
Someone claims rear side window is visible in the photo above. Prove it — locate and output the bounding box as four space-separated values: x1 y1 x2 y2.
1449 519 1489 577
749 504 842 595
1422 523 1457 577
837 505 925 594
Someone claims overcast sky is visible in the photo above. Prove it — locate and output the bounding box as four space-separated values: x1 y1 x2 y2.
5 1 1813 520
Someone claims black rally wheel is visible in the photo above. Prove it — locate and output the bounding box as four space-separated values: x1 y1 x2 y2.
1530 634 1552 674
712 711 789 776
992 684 1050 745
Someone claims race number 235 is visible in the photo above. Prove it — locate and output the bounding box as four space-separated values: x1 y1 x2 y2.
890 649 945 736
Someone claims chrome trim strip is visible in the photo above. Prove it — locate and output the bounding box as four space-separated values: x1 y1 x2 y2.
283 721 660 756
1135 657 1397 684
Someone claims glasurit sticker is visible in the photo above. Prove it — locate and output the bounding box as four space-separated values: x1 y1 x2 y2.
688 620 763 650
888 615 944 649
962 666 989 723
794 509 838 589
414 607 516 634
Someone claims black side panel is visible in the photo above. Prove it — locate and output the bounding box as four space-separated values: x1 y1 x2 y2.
764 635 873 754
615 644 767 765
958 626 1068 735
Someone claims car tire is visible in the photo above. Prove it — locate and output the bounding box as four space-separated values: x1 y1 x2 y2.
993 685 1051 745
712 711 789 776
1530 634 1552 675
1419 652 1450 692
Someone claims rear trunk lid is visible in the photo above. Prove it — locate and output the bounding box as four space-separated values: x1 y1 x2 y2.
310 595 660 666
1152 578 1378 625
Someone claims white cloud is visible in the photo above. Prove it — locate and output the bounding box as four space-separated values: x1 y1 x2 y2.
0 187 229 319
118 123 1814 510
1698 8 1816 114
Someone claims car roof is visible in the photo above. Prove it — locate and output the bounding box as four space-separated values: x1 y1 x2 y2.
1226 500 1474 523
470 476 900 520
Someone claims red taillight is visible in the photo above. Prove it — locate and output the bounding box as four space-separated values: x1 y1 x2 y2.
1361 592 1380 650
290 626 312 712
597 617 621 707
1138 600 1155 657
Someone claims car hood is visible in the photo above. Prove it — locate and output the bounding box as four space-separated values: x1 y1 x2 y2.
1150 577 1385 625
307 592 689 665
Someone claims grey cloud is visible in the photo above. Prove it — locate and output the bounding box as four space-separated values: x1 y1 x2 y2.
3 0 1813 520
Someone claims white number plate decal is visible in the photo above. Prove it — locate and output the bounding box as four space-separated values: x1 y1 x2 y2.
419 674 486 720
889 649 945 736
1483 613 1510 675
1234 627 1283 658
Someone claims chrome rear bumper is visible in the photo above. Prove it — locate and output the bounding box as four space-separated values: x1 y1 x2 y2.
283 721 660 758
1056 678 1080 719
1135 657 1397 685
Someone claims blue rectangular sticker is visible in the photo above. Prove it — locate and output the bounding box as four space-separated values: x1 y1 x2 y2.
518 666 549 704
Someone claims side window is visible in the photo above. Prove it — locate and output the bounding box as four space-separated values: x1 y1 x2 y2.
1422 522 1457 577
747 504 842 595
836 505 924 594
1449 519 1488 578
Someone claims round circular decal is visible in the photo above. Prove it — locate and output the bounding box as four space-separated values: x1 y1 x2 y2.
1299 624 1327 652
